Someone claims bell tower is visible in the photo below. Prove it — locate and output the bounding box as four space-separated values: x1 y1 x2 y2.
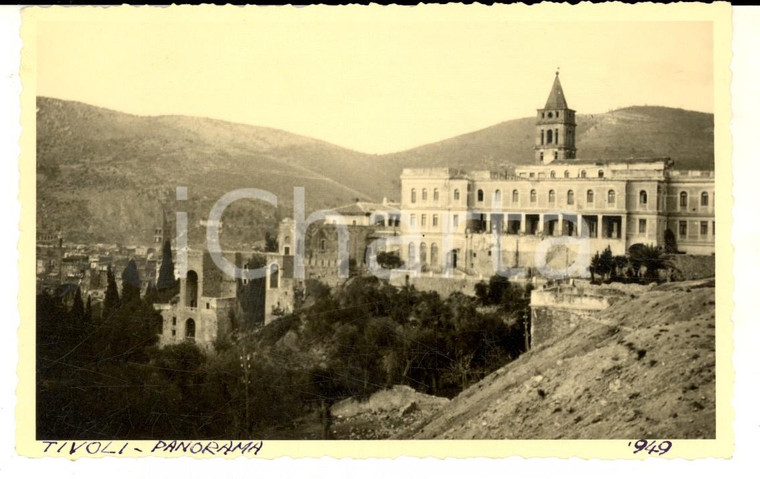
535 70 576 164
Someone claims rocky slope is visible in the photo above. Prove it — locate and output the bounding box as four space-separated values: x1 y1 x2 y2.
397 279 716 439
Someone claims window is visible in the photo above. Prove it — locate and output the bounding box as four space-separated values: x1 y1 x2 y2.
206 302 210 310
580 170 587 178
419 242 427 265
512 189 519 204
700 221 708 236
494 189 502 204
411 188 417 203
408 243 416 263
172 330 176 337
586 189 594 204
422 188 428 201
550 170 556 178
567 190 575 205
172 317 177 326
598 170 604 178
430 243 439 266
454 189 460 201
540 152 544 162
548 190 556 203
701 191 709 206
453 215 459 228
680 191 688 208
185 318 195 339
541 130 545 145
639 219 647 234
548 112 553 119
410 214 416 227
640 190 648 205
679 221 687 237
421 214 427 227
433 188 439 201
564 170 570 178
432 214 439 227
530 189 537 203
320 239 326 250
546 128 554 144
477 189 484 202
712 221 715 236
607 190 616 204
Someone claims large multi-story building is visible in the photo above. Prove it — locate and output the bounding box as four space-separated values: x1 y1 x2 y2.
397 73 714 277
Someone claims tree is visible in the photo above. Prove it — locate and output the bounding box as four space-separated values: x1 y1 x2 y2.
264 231 278 253
70 286 85 322
376 251 404 270
156 240 175 291
121 258 141 304
84 295 92 324
589 252 600 283
103 265 120 319
629 244 673 282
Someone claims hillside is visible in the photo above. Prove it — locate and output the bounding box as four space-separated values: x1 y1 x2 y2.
36 97 390 246
383 106 714 172
397 279 716 439
36 98 714 246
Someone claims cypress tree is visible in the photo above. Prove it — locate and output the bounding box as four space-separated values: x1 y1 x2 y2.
70 286 85 321
121 258 141 305
103 265 120 319
84 295 92 323
157 240 175 291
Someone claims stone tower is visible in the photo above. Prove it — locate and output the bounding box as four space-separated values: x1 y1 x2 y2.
534 71 577 165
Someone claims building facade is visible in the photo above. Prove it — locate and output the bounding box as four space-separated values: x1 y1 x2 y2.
396 73 714 278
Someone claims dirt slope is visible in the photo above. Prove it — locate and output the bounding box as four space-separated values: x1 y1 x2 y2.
399 279 716 439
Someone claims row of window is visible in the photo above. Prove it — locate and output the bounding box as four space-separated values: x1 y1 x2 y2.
411 185 712 210
408 213 440 228
473 188 620 206
680 191 711 208
410 188 440 203
679 220 715 238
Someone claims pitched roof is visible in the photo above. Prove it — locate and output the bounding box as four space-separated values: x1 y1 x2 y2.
544 72 569 110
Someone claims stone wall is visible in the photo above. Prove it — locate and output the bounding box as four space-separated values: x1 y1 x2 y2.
388 273 480 298
530 286 624 347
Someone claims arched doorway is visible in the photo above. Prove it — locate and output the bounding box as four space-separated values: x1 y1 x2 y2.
269 263 279 289
185 318 196 341
447 249 459 270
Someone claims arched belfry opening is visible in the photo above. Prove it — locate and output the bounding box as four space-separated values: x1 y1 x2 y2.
185 270 198 308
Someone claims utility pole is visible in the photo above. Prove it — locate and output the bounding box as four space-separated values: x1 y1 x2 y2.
239 347 253 437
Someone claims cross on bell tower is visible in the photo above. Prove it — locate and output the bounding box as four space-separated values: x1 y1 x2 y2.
534 70 577 165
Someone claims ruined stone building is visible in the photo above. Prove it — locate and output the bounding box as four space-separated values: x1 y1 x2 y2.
155 247 296 350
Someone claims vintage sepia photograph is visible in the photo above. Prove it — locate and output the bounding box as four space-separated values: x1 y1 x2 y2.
16 3 733 459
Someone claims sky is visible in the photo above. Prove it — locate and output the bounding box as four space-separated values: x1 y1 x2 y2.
34 7 715 154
